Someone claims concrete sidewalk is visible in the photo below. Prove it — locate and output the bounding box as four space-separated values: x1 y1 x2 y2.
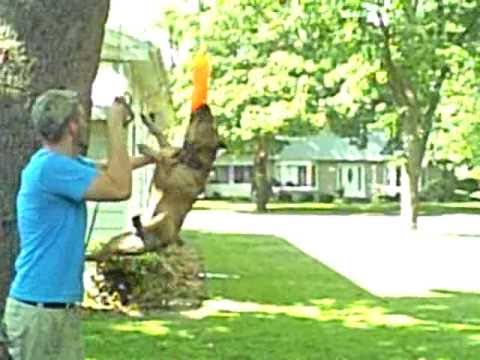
183 211 480 297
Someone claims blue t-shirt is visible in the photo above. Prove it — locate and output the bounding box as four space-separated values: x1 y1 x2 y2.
10 148 98 303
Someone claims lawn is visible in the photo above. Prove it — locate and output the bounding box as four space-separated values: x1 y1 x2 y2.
84 231 480 359
193 199 480 215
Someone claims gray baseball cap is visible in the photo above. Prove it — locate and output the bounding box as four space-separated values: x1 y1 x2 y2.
31 89 81 142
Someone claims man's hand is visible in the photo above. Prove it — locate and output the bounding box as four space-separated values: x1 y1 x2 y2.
84 97 133 202
111 97 134 127
109 98 130 128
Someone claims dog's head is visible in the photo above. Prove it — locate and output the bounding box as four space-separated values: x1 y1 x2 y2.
182 105 223 166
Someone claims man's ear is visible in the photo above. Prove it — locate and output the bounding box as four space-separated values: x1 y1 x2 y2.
67 120 78 136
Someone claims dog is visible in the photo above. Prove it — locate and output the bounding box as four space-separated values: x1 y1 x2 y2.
135 104 224 250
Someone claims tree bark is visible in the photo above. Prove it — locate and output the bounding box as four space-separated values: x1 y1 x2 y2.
398 115 425 229
254 136 270 213
400 158 421 230
0 0 109 312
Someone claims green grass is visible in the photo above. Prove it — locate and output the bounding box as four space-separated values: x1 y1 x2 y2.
84 231 480 359
194 199 480 215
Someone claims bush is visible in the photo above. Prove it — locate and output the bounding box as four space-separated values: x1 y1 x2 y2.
420 176 456 202
456 178 479 193
278 191 293 202
295 193 314 202
317 193 335 203
207 191 222 200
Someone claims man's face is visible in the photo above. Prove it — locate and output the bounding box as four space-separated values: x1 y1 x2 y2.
69 105 89 154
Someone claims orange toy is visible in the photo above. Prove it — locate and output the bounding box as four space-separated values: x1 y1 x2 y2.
191 51 210 112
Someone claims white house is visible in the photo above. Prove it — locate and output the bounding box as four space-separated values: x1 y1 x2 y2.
207 154 256 198
206 132 432 201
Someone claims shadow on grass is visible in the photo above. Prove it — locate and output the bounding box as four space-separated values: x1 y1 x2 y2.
84 231 480 360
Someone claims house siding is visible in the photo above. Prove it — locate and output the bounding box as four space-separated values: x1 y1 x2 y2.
376 163 386 184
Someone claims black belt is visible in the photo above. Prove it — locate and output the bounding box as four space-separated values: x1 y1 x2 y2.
14 298 76 309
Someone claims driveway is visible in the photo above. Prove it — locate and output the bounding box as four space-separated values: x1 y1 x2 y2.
183 210 480 297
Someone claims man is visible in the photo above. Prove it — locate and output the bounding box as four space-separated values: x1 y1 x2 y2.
0 89 151 359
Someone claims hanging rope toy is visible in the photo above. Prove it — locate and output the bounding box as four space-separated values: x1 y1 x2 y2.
191 50 211 113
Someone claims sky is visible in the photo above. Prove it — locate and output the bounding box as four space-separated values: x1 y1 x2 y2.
106 0 206 67
107 1 170 50
106 1 201 44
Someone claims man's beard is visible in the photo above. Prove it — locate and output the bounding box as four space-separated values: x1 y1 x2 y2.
71 128 89 156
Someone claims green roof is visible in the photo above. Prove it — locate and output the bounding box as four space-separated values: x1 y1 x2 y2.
279 132 389 162
214 132 390 165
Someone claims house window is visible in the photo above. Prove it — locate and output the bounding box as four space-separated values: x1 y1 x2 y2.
234 165 253 183
211 166 229 183
298 166 307 186
311 165 316 187
338 167 343 188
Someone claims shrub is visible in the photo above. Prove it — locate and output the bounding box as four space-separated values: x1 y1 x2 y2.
207 191 222 200
420 176 456 202
456 178 479 193
317 193 335 203
278 191 293 202
296 193 314 202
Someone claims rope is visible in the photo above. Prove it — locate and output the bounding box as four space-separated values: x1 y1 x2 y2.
85 203 100 251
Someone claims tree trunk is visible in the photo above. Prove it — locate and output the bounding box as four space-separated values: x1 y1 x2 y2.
0 0 109 312
400 162 420 229
254 136 270 213
400 130 424 229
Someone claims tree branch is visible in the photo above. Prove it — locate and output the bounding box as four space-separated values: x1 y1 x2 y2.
377 11 420 118
377 12 403 104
